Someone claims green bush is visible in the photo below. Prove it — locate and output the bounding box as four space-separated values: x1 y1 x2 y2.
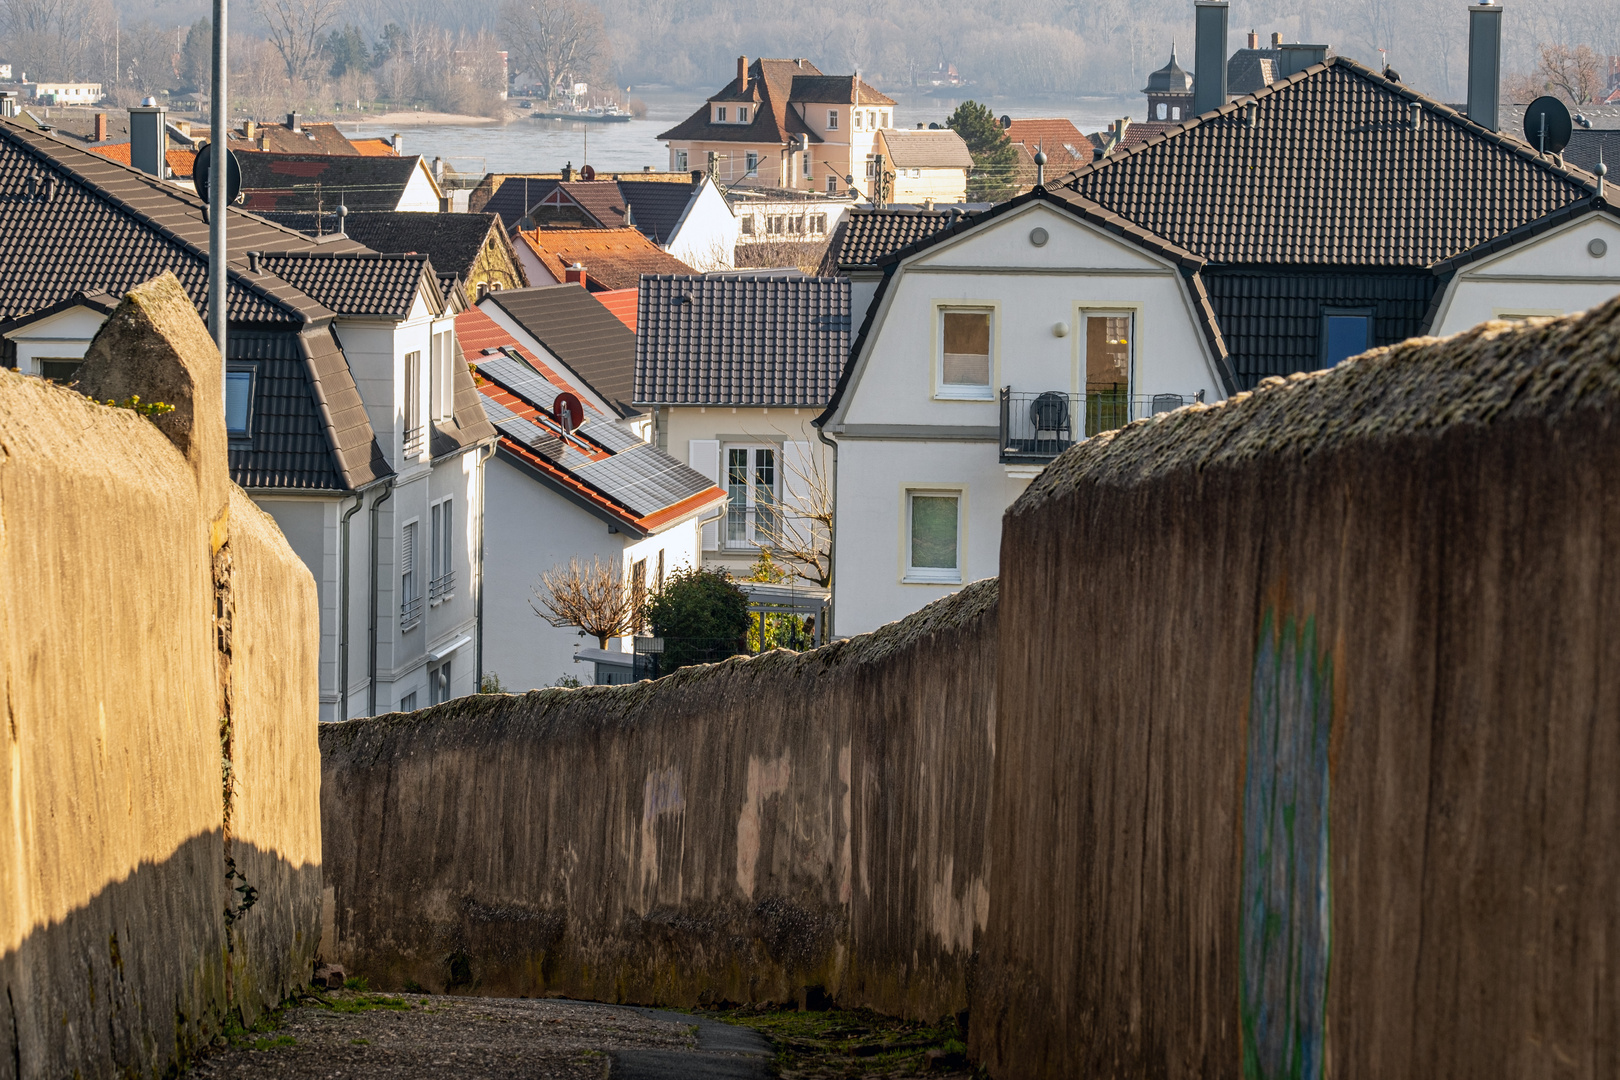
644 567 750 674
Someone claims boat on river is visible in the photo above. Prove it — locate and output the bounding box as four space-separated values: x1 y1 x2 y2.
530 102 633 124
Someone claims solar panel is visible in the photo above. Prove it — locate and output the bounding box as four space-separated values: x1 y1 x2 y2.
574 444 713 517
475 354 567 411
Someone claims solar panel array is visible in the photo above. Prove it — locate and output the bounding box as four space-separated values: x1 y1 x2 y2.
574 444 714 518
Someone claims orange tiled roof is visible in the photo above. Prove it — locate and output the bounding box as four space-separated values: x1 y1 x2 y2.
515 227 696 290
352 137 399 157
86 142 198 177
1004 118 1091 166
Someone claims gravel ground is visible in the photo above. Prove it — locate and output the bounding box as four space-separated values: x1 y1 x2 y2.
188 992 755 1080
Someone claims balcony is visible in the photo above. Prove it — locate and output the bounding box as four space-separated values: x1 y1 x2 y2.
429 571 455 605
403 425 426 460
1000 388 1204 465
400 593 423 632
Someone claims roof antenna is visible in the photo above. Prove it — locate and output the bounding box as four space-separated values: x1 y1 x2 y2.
1598 148 1607 198
1034 145 1047 188
336 202 348 237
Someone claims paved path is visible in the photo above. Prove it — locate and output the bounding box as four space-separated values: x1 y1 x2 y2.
190 992 771 1080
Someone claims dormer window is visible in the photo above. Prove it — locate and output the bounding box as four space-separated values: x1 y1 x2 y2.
715 106 727 122
738 106 748 123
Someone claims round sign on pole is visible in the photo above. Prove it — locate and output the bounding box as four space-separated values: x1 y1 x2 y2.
193 141 243 207
1523 96 1573 156
554 392 584 434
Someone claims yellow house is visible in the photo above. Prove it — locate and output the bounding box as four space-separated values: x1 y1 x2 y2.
659 56 895 195
872 128 974 206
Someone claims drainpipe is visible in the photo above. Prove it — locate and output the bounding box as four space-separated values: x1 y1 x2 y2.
367 479 396 716
337 492 365 721
814 425 838 640
475 441 496 692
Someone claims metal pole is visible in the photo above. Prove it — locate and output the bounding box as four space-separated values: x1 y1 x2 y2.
208 0 228 400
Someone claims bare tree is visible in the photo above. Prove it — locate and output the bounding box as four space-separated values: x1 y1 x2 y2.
531 556 639 648
254 0 345 83
1533 43 1606 106
499 0 609 101
753 445 833 589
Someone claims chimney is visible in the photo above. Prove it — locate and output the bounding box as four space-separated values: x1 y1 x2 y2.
1278 43 1329 77
129 99 167 178
1193 1 1230 115
738 56 749 92
1248 30 1259 49
1271 32 1283 47
243 119 256 140
562 161 574 181
691 168 703 185
565 262 588 288
1466 1 1503 131
286 110 300 132
391 132 402 155
93 112 107 141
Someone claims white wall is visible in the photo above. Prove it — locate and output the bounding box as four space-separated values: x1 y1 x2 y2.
254 495 347 720
1434 214 1620 335
5 306 108 375
398 160 444 212
667 180 740 271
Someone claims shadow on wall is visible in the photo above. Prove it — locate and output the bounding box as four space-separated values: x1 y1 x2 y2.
319 578 998 1022
0 273 322 1080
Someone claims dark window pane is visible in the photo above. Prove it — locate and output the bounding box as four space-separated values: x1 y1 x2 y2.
910 495 958 570
1324 315 1369 367
39 359 81 384
226 371 253 434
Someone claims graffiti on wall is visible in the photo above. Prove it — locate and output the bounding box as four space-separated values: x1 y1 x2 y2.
1241 611 1333 1080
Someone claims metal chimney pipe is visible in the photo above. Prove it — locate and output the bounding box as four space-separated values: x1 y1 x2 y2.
129 99 166 177
1193 1 1229 115
1466 1 1503 131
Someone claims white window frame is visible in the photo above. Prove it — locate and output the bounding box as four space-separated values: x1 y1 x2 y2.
879 110 889 127
403 349 424 458
723 442 780 550
934 304 997 401
809 213 826 235
715 105 727 123
737 106 749 123
428 659 451 705
740 214 755 235
827 175 838 194
744 151 759 176
803 152 813 178
430 327 455 423
399 690 418 712
827 110 839 130
902 487 964 585
429 496 455 605
675 149 688 171
400 518 422 631
853 110 863 130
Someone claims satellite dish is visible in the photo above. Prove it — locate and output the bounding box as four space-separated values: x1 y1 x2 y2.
580 164 597 181
1523 96 1573 155
553 391 584 434
999 114 1012 129
192 142 243 207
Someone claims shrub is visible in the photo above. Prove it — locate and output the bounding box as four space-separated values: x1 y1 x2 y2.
644 567 750 674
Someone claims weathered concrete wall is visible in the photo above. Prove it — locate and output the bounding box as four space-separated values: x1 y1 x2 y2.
973 298 1620 1078
0 275 322 1080
319 578 997 1020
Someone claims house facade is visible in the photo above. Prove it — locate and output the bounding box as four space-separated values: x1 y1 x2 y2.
659 57 895 195
818 51 1620 635
872 128 974 205
635 275 849 583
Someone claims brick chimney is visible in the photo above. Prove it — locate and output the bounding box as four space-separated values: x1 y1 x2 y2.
243 119 256 140
738 56 749 92
564 262 588 288
93 112 107 141
1248 29 1259 49
561 161 574 181
1271 32 1282 47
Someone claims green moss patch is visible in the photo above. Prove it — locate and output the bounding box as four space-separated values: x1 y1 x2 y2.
703 1006 982 1078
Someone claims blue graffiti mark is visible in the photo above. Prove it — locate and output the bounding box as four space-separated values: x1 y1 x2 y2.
643 767 684 821
1241 611 1332 1080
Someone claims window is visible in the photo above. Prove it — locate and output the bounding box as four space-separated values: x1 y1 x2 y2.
430 329 454 423
715 106 727 122
38 358 81 384
766 214 784 235
853 110 863 130
1172 106 1182 120
429 498 454 604
726 445 778 547
737 106 748 123
740 214 755 235
827 175 838 194
803 152 813 178
809 213 826 235
868 110 878 128
403 350 424 457
744 151 759 176
225 370 254 436
827 110 838 130
910 168 921 178
865 155 879 179
400 520 421 630
1320 308 1374 369
939 309 992 398
1157 102 1167 120
1084 313 1133 435
399 691 418 712
428 660 451 705
906 490 961 583
675 149 688 171
879 110 889 127
787 215 804 235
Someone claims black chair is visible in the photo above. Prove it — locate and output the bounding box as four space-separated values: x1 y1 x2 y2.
1029 391 1071 437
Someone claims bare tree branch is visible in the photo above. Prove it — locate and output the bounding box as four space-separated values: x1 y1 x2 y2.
255 0 345 83
752 445 833 589
531 556 638 648
499 0 609 101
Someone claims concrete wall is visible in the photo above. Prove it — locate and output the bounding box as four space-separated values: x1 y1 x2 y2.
973 298 1620 1078
0 274 322 1079
319 577 997 1020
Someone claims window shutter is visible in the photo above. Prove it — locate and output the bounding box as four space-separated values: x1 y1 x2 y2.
442 499 452 579
430 503 442 580
689 439 720 550
401 521 416 597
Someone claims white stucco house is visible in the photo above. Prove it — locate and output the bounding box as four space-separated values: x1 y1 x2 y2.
816 54 1620 635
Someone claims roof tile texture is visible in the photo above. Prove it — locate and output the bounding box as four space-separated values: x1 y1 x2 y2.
483 284 641 417
516 227 695 289
824 208 960 270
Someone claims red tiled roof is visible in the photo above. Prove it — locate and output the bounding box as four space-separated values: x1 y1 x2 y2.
516 227 696 290
454 306 589 400
1004 118 1090 166
86 142 198 177
595 287 638 331
352 137 399 157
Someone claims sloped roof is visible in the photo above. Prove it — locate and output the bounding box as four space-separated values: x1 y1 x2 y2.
1227 48 1280 95
237 151 425 212
516 227 696 290
657 58 825 145
790 74 895 105
232 121 359 156
253 251 443 318
482 176 701 245
335 211 506 283
85 141 197 177
351 137 399 157
877 129 974 169
820 207 961 271
1062 58 1609 267
616 178 698 244
482 284 641 417
1144 49 1194 93
1004 118 1091 167
635 275 850 406
1563 129 1620 175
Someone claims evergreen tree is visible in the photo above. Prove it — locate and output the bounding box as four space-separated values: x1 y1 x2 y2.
947 100 1020 203
180 19 211 94
324 25 370 78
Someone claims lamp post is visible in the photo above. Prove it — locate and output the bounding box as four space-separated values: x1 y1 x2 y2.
208 0 228 402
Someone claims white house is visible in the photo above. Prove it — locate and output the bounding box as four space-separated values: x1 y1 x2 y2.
458 303 724 688
872 128 974 206
816 45 1620 635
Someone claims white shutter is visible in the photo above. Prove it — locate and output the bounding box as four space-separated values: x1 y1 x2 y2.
782 441 816 557
401 521 416 600
689 439 721 551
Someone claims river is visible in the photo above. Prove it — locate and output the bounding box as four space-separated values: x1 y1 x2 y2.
342 90 1140 177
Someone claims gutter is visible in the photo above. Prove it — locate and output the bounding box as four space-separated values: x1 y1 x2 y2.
814 423 839 638
366 479 396 716
337 491 365 721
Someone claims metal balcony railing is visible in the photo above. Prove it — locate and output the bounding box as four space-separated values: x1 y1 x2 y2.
429 571 455 605
400 593 423 632
1000 388 1204 464
725 503 780 548
403 425 426 459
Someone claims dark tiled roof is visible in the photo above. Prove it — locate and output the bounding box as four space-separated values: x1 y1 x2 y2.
1227 48 1281 95
821 207 960 271
635 275 850 406
1143 49 1194 93
253 251 443 318
237 151 425 212
657 58 825 145
1563 129 1620 175
483 176 699 245
1062 58 1606 267
481 175 560 230
789 74 895 105
617 179 698 244
333 211 504 282
483 284 641 417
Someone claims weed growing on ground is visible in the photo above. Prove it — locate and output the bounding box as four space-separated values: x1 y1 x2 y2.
219 1007 297 1052
343 976 370 991
702 1005 984 1078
